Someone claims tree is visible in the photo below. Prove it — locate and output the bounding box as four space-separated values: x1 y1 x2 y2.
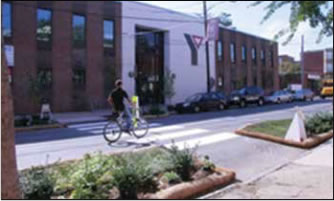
194 2 233 28
1 45 21 199
279 60 301 74
250 1 333 44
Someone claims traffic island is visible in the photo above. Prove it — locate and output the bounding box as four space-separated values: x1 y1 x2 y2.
236 117 333 149
15 123 65 132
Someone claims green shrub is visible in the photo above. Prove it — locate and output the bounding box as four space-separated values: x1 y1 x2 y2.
19 167 55 199
305 112 333 136
161 171 182 185
169 144 196 181
112 155 157 199
202 156 216 172
148 105 166 116
68 153 115 199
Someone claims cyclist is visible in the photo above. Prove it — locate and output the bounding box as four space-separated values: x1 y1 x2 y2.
108 80 133 133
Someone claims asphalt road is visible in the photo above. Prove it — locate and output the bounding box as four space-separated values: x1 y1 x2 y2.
16 99 333 182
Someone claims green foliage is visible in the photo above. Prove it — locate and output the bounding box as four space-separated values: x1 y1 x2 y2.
19 167 55 199
148 104 166 116
202 156 216 172
169 144 196 181
250 1 333 44
161 171 182 185
112 155 157 199
68 153 115 199
305 112 333 136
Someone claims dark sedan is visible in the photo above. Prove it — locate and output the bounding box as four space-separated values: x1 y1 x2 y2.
175 92 228 113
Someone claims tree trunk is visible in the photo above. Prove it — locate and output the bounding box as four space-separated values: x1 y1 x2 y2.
1 47 21 199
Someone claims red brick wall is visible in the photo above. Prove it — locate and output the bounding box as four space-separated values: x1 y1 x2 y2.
215 28 279 95
7 1 122 114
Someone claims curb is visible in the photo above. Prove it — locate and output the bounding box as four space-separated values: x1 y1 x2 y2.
235 126 333 149
146 167 236 200
15 124 65 133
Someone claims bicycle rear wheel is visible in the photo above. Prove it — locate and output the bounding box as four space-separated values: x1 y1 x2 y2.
103 121 122 143
132 118 149 139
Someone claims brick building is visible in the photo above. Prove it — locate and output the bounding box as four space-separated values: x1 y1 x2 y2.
303 48 333 91
215 28 279 94
2 1 122 114
2 1 279 114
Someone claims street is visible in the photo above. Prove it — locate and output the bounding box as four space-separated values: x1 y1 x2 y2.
16 99 333 183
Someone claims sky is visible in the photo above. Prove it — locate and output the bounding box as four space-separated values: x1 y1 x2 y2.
138 1 333 61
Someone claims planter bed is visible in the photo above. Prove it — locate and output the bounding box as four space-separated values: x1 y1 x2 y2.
19 147 236 200
236 125 333 149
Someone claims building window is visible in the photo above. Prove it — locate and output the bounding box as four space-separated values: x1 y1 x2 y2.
37 9 52 42
72 14 86 47
72 69 86 87
327 63 333 73
261 49 265 64
1 2 12 37
242 45 247 63
230 43 236 63
327 51 333 60
37 68 53 89
104 20 114 48
218 41 223 61
252 47 257 63
270 50 274 67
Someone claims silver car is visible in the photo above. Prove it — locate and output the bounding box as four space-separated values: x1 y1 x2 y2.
266 90 294 104
293 89 315 101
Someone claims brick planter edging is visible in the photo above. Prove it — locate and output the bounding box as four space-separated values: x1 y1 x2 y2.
235 127 333 149
146 167 236 199
15 124 65 133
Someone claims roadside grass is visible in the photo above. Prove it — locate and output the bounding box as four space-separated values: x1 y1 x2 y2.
244 119 292 138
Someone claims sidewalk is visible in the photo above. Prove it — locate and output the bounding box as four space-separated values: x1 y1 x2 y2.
208 139 333 199
53 110 111 125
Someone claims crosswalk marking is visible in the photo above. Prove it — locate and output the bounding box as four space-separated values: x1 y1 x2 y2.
126 128 209 144
165 132 239 150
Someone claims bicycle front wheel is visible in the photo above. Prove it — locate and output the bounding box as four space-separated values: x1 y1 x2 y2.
132 118 149 139
103 122 122 143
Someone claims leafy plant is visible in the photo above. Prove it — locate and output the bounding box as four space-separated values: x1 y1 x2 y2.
148 104 166 116
161 171 182 185
305 112 333 136
112 155 157 199
68 153 115 199
19 167 55 199
169 144 196 181
202 156 216 173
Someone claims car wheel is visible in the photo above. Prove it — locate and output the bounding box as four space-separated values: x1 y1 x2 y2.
218 103 225 111
194 106 201 113
240 100 246 108
277 98 281 104
258 98 264 106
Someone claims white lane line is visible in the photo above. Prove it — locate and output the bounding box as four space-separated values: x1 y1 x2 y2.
164 132 239 150
68 121 109 129
73 123 163 132
127 128 209 144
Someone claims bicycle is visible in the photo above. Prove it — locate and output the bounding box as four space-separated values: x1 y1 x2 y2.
103 108 149 144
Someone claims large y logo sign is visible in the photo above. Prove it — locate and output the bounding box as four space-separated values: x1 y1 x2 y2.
185 34 203 66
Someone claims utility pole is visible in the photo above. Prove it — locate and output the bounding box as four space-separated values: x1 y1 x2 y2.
301 35 305 88
203 1 211 93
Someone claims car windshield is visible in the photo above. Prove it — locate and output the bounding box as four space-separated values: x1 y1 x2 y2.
185 94 201 102
239 88 247 95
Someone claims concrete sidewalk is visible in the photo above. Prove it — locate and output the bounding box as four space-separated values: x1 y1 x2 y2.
207 139 333 199
53 110 111 125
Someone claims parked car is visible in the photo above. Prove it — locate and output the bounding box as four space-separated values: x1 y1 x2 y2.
229 86 265 108
265 90 294 104
292 89 315 101
175 92 228 113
